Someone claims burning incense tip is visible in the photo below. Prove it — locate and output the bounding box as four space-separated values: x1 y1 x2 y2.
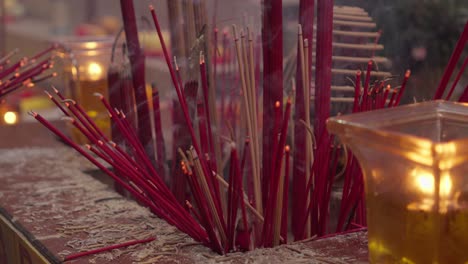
44 90 52 98
200 52 205 64
149 5 155 11
285 145 291 152
61 99 76 104
51 85 59 93
386 84 391 90
367 60 373 66
357 70 362 76
275 101 281 108
93 92 104 99
60 116 75 123
405 70 411 78
27 111 38 117
230 142 237 149
85 144 91 150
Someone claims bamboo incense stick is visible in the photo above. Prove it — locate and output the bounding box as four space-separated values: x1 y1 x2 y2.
272 151 286 246
233 25 262 215
248 31 261 195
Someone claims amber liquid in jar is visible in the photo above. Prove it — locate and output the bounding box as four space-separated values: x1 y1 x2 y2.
367 193 468 264
69 79 110 144
57 37 114 145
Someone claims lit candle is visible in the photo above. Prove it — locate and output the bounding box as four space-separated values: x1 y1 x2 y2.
0 103 19 125
58 37 113 144
408 168 453 212
3 111 18 125
86 62 103 81
328 100 468 264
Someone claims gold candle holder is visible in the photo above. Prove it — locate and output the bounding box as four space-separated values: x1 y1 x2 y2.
328 100 468 264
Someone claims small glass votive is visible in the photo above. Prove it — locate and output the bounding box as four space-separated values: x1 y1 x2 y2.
55 37 113 144
327 100 468 264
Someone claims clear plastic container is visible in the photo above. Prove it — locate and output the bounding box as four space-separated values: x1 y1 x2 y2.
328 100 468 264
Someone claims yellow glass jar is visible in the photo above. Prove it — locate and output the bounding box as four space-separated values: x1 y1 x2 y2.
328 100 468 264
56 37 113 144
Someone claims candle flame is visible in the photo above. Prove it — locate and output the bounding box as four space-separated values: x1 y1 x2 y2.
87 62 103 80
4 111 18 125
415 171 434 195
412 168 452 197
440 173 452 197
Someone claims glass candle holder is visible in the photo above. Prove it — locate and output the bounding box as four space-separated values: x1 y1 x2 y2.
56 37 113 144
327 100 468 264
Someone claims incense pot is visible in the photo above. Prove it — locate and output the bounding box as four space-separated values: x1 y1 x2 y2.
328 100 468 263
57 37 113 144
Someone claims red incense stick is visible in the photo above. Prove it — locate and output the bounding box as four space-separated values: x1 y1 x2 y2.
433 21 468 99
200 55 217 171
292 6 312 235
445 57 468 100
313 0 333 139
393 70 411 107
352 71 361 112
262 0 284 203
64 237 156 261
459 84 468 102
361 61 373 110
119 0 153 160
152 84 167 180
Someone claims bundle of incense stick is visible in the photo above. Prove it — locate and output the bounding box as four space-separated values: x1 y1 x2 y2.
31 1 466 255
0 46 57 100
